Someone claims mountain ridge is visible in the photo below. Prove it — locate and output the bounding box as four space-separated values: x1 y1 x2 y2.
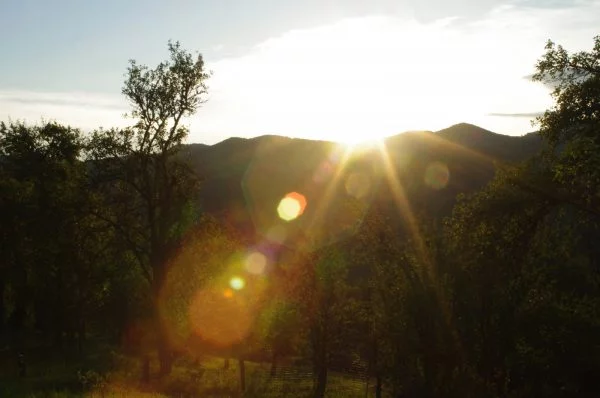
180 123 543 242
190 122 539 148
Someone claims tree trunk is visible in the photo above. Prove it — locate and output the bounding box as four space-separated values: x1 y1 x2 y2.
10 252 27 351
313 364 327 398
375 373 382 398
153 251 173 377
77 319 85 356
54 269 65 350
238 358 246 393
75 274 85 356
312 317 329 398
18 352 26 378
270 352 277 377
141 355 150 384
0 280 4 333
158 328 173 376
311 312 328 398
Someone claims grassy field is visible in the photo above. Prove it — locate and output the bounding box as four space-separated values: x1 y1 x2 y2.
0 346 374 397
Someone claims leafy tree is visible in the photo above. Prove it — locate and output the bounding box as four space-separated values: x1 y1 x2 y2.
88 41 210 376
445 164 600 396
297 247 357 398
438 35 600 396
352 205 462 397
532 35 600 212
258 299 302 376
0 121 115 352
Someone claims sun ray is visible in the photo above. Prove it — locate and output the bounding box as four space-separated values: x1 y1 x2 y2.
304 145 355 249
420 130 499 165
376 140 430 266
377 134 479 369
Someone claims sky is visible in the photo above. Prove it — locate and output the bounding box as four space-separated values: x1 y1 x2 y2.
1 0 599 144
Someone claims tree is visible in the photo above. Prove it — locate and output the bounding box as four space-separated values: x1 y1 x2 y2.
88 41 210 376
435 35 600 396
258 299 301 376
532 35 600 211
296 247 358 398
352 204 463 398
0 122 81 342
0 121 120 353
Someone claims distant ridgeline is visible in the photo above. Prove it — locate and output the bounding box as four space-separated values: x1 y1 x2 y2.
179 123 543 247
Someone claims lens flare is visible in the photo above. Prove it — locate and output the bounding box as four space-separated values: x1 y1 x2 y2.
189 287 251 346
266 225 287 244
345 171 371 199
278 198 300 221
230 276 245 290
313 160 334 184
245 251 267 275
223 288 234 298
277 192 307 221
424 161 450 190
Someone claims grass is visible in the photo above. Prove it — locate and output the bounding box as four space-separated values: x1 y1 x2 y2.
0 346 376 397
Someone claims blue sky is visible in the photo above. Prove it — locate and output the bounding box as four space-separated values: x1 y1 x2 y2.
1 0 599 144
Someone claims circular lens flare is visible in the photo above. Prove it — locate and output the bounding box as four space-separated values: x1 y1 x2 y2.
189 287 251 346
424 162 450 190
313 161 334 184
245 251 267 275
266 225 287 244
277 192 307 221
230 276 245 290
345 171 371 199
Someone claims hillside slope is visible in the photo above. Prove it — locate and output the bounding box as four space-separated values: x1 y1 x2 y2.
181 124 543 244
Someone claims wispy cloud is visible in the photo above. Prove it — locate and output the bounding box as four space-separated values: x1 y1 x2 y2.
0 91 126 110
488 112 544 118
0 91 128 131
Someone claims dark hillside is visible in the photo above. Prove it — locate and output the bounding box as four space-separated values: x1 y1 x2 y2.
436 123 543 163
181 124 543 242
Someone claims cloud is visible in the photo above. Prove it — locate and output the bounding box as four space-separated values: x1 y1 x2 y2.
192 0 599 141
488 112 544 118
1 1 599 143
0 91 128 131
0 91 126 110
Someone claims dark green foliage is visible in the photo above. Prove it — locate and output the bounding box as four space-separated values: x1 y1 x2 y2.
87 41 210 377
2 35 600 398
0 121 131 351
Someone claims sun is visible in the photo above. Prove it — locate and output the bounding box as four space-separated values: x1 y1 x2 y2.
336 134 384 150
321 122 390 148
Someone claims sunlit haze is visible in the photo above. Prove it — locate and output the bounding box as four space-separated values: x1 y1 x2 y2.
1 0 599 144
2 2 599 395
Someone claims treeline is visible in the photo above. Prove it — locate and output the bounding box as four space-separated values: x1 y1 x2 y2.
1 37 600 397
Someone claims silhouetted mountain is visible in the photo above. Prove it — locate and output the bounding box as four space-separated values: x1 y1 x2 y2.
436 123 542 162
180 124 543 244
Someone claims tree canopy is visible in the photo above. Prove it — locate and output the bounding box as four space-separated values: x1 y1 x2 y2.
1 35 600 398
